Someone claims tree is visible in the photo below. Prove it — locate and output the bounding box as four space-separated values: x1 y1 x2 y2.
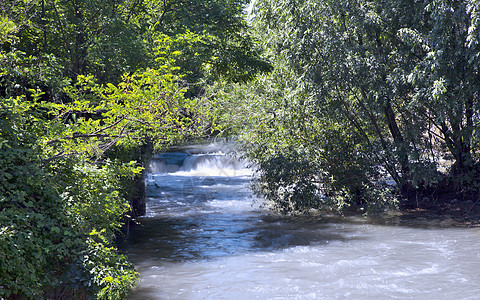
0 3 214 297
0 0 272 295
1 0 270 85
0 56 209 298
238 0 480 211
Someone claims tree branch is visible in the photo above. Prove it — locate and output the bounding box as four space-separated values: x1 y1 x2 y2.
46 116 127 145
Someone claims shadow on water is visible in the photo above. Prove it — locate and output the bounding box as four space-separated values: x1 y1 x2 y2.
123 204 478 267
125 213 364 264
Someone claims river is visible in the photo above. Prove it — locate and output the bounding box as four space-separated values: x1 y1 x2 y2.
125 143 480 299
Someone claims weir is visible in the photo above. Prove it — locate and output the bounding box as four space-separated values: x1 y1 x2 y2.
126 143 480 299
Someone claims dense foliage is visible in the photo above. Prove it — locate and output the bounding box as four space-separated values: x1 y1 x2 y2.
5 0 480 296
0 0 268 298
212 0 480 213
0 54 201 298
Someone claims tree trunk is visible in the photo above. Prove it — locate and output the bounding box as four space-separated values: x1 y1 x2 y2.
72 0 87 76
384 102 410 177
383 102 420 203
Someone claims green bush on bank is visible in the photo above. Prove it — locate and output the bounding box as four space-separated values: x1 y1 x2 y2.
0 49 204 298
0 95 140 298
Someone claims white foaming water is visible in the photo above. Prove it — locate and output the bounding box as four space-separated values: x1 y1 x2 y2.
127 144 480 299
149 148 252 177
144 144 256 219
176 153 252 177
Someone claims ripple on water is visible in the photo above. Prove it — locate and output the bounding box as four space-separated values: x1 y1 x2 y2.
127 144 480 300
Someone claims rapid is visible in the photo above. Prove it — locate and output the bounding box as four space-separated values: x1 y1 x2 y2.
125 143 480 299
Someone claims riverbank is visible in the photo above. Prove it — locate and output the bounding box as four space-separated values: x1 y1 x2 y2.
337 202 480 228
